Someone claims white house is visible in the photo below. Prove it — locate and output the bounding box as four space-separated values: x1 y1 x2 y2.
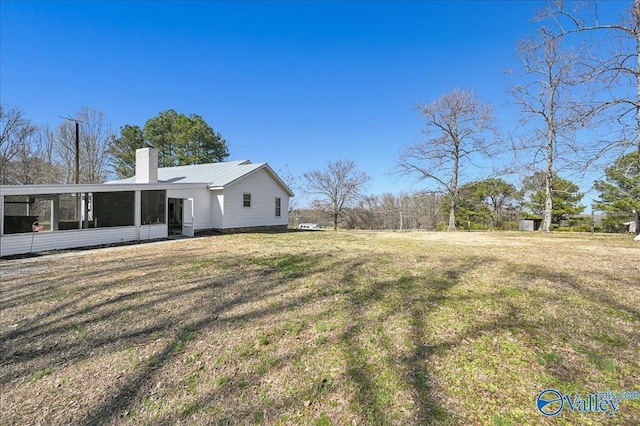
0 148 293 257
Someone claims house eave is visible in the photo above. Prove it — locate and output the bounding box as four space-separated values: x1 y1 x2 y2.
205 164 294 197
0 182 207 196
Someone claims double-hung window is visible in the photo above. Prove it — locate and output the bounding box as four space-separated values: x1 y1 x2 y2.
275 198 281 217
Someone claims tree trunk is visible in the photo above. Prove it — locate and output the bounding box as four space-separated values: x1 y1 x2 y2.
540 148 554 232
634 0 640 236
541 71 556 232
541 171 553 232
333 213 338 230
448 199 456 231
448 141 460 231
636 0 640 157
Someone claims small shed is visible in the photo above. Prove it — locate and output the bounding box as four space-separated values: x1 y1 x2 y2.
519 219 542 231
622 221 637 234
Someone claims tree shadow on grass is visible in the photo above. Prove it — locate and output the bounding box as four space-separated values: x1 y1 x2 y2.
112 253 489 425
5 234 638 425
336 252 637 424
1 248 331 424
498 262 640 394
335 254 499 425
514 263 640 322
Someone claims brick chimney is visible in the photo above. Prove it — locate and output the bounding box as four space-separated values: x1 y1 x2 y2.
135 147 158 183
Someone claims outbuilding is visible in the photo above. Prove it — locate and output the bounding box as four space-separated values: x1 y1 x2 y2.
622 221 637 234
0 148 293 257
518 218 543 231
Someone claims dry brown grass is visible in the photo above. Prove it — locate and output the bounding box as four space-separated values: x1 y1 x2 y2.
1 231 639 425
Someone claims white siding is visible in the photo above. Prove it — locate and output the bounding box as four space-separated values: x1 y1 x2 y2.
212 190 224 229
1 225 167 257
222 168 290 229
166 188 215 231
1 225 169 257
139 224 168 240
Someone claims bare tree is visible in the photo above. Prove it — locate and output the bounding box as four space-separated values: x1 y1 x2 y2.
0 105 37 184
55 107 114 183
303 160 370 230
277 166 303 228
397 89 497 230
541 0 640 158
7 127 64 184
342 191 445 231
276 165 301 214
345 194 381 230
510 30 586 232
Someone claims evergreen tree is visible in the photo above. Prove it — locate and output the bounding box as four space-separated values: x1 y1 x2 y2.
523 172 585 226
108 110 229 176
108 124 144 179
594 152 640 234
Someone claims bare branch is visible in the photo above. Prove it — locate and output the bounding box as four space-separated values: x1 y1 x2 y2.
303 160 370 230
396 89 499 230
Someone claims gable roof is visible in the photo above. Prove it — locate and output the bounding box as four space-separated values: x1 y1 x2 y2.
107 160 294 196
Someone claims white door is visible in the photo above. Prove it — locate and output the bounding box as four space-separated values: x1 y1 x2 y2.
182 198 194 237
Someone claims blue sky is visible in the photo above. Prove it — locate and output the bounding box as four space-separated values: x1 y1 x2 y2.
0 1 629 206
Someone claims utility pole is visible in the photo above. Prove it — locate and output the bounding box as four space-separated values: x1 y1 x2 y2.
60 115 86 229
59 116 83 184
74 120 79 184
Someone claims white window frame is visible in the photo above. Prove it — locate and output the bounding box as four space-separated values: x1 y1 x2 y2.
275 197 281 217
243 193 251 208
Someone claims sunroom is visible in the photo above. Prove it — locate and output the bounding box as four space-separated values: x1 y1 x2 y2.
0 183 194 257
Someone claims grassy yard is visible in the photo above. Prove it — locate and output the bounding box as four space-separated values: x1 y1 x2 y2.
1 231 639 425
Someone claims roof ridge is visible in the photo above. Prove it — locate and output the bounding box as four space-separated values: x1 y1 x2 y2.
106 160 270 186
157 160 249 170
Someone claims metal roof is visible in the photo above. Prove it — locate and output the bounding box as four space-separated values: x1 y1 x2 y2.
107 160 294 196
108 160 259 185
